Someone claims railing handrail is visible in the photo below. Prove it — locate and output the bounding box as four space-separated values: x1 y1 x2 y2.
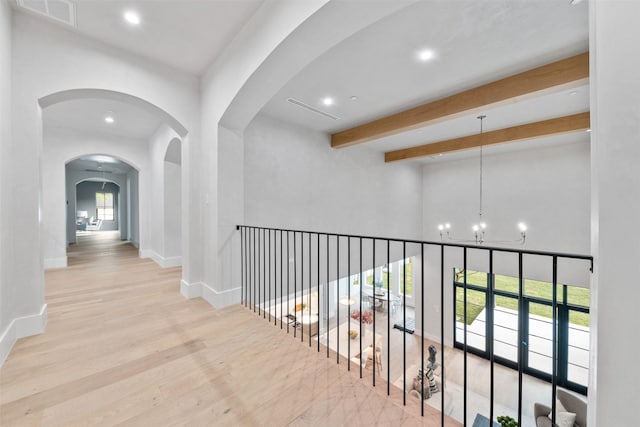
236 224 593 267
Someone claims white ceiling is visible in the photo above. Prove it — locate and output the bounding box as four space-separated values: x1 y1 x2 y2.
260 0 590 163
14 0 264 76
43 97 164 140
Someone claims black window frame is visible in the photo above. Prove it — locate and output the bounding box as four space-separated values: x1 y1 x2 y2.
453 270 588 396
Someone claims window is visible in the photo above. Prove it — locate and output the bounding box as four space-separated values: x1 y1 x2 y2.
453 269 590 395
96 192 114 220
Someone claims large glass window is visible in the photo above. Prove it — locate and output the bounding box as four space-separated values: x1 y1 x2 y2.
453 270 590 395
96 192 114 220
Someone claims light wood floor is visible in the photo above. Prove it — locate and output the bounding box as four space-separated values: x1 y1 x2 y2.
0 231 459 426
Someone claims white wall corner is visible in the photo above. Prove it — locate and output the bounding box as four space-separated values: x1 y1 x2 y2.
139 248 153 259
200 282 241 309
0 322 17 366
44 256 67 270
180 279 202 299
141 250 182 268
0 304 48 366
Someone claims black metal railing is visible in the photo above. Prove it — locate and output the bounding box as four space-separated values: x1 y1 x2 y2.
237 225 593 426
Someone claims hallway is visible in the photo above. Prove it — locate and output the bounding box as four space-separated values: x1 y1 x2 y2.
0 232 451 426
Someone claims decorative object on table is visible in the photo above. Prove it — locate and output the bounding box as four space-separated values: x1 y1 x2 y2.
393 317 415 334
496 415 518 427
408 367 439 400
374 280 385 295
350 309 373 337
294 303 307 312
427 344 438 370
351 309 373 324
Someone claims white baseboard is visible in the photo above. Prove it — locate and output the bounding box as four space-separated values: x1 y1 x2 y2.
44 257 67 270
161 256 182 268
0 304 48 366
201 283 241 309
180 280 202 299
140 250 182 268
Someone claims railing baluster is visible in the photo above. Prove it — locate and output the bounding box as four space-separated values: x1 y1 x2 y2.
359 237 363 379
552 255 558 427
234 225 593 425
287 231 290 334
268 229 271 323
440 245 445 427
326 234 329 356
240 227 244 306
348 237 351 371
387 239 391 397
489 250 495 426
373 238 376 387
518 252 524 427
336 235 340 364
308 233 311 345
254 228 257 313
463 247 468 425
420 243 424 417
294 232 297 338
280 230 283 329
403 241 407 406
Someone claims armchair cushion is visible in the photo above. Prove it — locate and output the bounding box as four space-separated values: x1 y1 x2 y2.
534 389 586 427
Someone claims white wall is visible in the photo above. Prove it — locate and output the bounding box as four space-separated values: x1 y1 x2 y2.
127 169 140 247
589 2 640 426
201 1 414 307
164 152 181 259
245 114 423 238
43 127 148 268
146 125 182 267
420 141 591 343
3 10 199 351
237 114 423 313
0 0 13 364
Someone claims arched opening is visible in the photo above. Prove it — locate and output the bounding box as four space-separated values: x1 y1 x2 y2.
39 88 187 270
66 154 139 250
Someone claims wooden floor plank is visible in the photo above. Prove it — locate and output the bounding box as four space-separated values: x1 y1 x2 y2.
0 231 455 426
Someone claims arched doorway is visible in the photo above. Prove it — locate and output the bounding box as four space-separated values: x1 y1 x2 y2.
40 89 187 269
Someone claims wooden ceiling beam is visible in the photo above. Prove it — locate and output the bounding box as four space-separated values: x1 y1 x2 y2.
384 112 590 163
331 52 589 148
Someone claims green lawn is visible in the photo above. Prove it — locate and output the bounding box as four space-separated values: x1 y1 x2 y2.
456 270 590 327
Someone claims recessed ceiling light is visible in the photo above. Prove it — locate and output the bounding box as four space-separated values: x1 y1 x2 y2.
322 97 334 106
104 114 115 124
569 90 578 96
124 11 140 25
570 0 585 5
417 49 435 62
350 96 358 101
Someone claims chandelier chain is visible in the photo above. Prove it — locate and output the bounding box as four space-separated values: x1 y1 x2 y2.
478 115 486 220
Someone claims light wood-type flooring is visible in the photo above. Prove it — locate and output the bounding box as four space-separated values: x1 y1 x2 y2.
0 231 459 426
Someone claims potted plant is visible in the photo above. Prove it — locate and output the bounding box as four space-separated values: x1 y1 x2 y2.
496 415 517 427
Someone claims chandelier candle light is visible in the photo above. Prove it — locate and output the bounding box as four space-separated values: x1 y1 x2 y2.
438 115 527 245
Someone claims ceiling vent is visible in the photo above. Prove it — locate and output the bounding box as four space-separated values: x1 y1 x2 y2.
287 98 340 121
16 0 77 28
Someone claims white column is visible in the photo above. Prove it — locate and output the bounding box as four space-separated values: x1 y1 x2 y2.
589 1 640 425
